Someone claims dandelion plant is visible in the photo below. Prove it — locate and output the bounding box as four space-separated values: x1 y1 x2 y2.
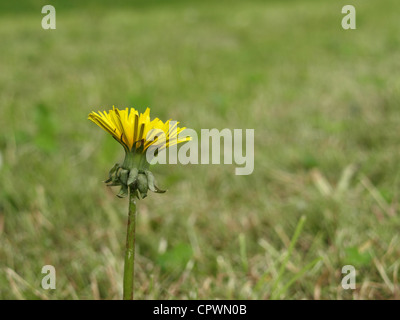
88 107 190 299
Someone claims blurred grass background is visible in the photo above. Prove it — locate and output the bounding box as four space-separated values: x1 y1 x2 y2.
1 0 400 299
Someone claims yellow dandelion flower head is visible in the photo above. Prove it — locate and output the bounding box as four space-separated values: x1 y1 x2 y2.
88 107 190 152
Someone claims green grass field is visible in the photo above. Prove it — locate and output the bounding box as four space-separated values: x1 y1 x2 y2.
1 0 400 299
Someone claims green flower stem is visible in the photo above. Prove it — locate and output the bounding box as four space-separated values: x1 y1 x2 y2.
123 187 137 300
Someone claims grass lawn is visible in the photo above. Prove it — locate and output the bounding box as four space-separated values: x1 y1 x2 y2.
1 0 400 299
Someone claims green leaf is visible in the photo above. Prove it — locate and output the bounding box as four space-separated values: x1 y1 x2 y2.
344 247 372 267
157 243 193 273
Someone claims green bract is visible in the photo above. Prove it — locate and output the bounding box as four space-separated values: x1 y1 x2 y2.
104 151 166 199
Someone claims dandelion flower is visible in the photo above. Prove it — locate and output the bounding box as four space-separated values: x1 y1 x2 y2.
88 106 189 153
